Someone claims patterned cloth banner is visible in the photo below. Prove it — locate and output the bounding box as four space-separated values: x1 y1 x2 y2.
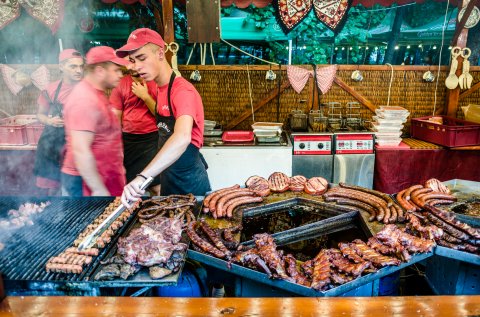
0 0 64 34
315 64 337 94
273 0 351 34
287 66 314 94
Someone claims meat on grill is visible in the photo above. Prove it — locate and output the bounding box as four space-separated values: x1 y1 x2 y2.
254 233 292 281
245 175 271 197
375 225 435 254
423 204 480 239
329 249 371 277
203 184 241 213
118 217 186 266
338 242 364 263
304 177 328 195
310 249 332 291
424 178 451 194
46 263 83 274
349 239 401 267
268 172 290 193
289 175 307 192
284 254 311 287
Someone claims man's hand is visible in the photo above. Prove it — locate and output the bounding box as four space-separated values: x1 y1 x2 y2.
49 116 64 127
131 81 149 101
121 176 146 208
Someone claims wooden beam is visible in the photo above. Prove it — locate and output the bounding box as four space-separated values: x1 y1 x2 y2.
450 0 479 46
333 77 376 113
446 0 472 117
162 0 175 65
459 81 480 100
225 81 291 130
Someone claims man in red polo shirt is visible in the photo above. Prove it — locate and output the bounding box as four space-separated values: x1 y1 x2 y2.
33 49 84 195
110 69 161 195
61 46 129 196
116 28 211 205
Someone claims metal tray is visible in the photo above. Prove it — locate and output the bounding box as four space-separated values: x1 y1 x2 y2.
187 249 432 297
87 201 201 287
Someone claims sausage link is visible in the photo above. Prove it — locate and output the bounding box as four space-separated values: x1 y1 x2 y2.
215 190 255 218
396 189 416 213
226 196 264 218
203 185 240 212
389 205 397 224
325 189 388 222
339 183 393 207
325 197 377 222
408 187 432 201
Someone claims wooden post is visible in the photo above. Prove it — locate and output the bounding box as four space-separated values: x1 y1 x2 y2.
445 0 478 117
162 0 175 65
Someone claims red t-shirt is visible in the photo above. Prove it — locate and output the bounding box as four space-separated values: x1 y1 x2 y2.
156 77 204 148
62 80 126 196
109 76 158 134
37 80 75 113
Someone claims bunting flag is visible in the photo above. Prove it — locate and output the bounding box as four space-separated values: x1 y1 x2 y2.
287 66 314 94
0 0 64 34
0 65 51 95
315 64 337 94
273 0 351 34
273 0 313 34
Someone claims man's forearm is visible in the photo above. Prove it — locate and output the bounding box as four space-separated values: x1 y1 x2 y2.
74 150 108 194
142 95 156 115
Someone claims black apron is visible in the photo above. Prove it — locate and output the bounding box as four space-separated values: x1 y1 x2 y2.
155 72 211 196
122 131 160 185
33 82 66 182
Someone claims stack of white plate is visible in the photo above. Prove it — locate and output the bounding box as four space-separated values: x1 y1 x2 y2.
373 106 409 146
251 122 283 143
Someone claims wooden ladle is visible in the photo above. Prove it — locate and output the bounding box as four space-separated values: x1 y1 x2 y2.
445 47 461 89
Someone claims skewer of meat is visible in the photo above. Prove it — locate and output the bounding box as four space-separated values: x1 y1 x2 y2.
46 263 83 274
65 247 99 257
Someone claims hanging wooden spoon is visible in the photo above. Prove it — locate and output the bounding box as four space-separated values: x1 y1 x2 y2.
462 48 473 89
445 47 461 89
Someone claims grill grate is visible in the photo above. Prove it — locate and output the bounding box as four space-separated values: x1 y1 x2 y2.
0 197 120 283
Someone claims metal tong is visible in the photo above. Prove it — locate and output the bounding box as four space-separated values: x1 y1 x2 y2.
77 177 154 251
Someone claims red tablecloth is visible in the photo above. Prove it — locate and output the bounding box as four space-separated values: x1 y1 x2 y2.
374 148 480 194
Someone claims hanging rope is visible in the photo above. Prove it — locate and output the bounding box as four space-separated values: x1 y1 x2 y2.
186 43 197 65
221 39 279 66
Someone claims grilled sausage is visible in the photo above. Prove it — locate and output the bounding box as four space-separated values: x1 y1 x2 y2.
225 196 264 218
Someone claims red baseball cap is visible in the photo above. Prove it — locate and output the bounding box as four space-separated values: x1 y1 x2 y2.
86 46 129 66
116 28 165 58
58 49 82 63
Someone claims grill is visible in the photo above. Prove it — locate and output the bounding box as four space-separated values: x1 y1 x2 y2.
189 198 434 296
0 197 123 285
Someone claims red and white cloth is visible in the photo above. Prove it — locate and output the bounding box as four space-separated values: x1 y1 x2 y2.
0 64 50 95
287 65 337 95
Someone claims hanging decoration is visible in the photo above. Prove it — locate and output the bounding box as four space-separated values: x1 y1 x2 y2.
273 0 351 34
0 65 50 96
0 0 64 34
287 65 337 95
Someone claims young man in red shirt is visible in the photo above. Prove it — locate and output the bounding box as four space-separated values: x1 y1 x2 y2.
110 69 161 195
61 46 129 196
116 28 211 205
33 49 84 195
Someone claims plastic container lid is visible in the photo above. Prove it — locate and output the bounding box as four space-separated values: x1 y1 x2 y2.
373 116 406 125
372 122 403 132
379 106 409 112
251 122 283 131
204 120 217 131
375 109 409 120
375 131 402 138
376 138 402 146
253 128 281 137
203 129 223 137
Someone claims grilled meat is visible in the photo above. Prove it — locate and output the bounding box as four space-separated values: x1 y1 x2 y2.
350 239 401 267
310 249 332 291
289 175 307 192
246 175 271 197
254 233 292 281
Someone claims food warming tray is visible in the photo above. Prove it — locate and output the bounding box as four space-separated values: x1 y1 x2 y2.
222 131 254 143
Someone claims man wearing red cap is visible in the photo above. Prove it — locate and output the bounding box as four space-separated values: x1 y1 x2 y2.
116 28 211 205
61 46 129 196
33 49 84 196
110 69 161 195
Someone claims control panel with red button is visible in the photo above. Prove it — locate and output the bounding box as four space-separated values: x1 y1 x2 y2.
334 133 374 154
292 134 333 155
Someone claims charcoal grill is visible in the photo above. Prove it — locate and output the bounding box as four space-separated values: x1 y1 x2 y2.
0 197 194 295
